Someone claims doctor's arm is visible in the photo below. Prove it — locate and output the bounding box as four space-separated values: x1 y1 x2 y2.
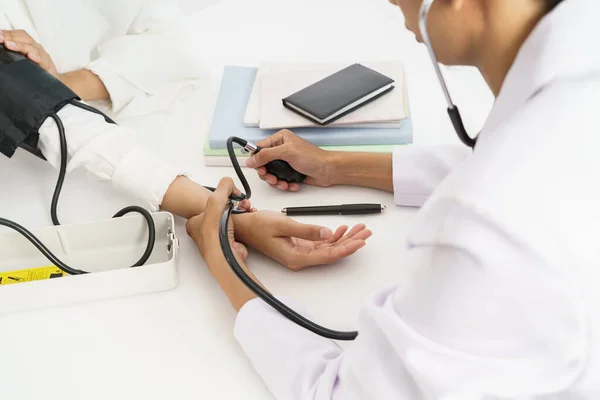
246 130 471 207
192 198 585 399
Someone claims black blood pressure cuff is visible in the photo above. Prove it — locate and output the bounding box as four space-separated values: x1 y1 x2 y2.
0 44 79 159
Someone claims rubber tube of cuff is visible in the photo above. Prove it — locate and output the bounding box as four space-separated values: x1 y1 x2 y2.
48 108 156 272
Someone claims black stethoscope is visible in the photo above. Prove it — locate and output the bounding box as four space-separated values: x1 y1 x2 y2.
216 0 477 341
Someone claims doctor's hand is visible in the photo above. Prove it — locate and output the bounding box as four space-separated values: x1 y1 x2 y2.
0 30 59 78
245 130 336 192
246 129 395 194
186 178 259 312
186 178 249 264
232 210 371 271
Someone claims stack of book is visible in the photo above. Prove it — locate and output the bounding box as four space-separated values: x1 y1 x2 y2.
203 61 412 166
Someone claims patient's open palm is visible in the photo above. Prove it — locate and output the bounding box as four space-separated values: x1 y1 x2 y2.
238 211 371 271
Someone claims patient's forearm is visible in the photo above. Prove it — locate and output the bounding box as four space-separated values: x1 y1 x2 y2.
60 69 109 101
160 177 212 219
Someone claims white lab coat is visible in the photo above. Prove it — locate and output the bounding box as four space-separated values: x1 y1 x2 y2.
0 0 203 210
233 0 600 398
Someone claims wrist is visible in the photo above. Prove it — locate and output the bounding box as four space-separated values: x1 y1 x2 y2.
59 70 109 101
58 72 72 90
231 213 256 245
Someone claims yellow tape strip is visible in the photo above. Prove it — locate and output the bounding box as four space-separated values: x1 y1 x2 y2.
0 266 65 286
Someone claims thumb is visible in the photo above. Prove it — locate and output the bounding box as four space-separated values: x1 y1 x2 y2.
204 177 236 225
276 219 333 241
246 146 287 168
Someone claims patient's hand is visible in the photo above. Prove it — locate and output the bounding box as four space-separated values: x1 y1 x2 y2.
232 211 371 271
0 30 59 78
0 29 109 101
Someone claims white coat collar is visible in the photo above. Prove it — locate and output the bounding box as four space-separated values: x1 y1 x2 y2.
482 0 600 134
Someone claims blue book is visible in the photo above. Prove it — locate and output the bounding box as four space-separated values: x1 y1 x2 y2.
208 66 413 149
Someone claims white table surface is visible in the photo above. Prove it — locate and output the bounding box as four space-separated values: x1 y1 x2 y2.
0 0 493 398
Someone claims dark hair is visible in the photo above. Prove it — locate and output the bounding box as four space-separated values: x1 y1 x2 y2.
545 0 564 11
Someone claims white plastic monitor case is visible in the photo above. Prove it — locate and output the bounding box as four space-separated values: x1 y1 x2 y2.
0 212 179 315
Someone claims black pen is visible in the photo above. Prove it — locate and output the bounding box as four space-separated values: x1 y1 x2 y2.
281 203 386 216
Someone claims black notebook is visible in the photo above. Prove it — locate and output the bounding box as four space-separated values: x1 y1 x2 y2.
282 63 395 125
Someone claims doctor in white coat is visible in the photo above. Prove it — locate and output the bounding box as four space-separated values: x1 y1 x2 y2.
0 0 370 273
188 0 600 398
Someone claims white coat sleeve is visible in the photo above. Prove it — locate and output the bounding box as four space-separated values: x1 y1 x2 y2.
233 199 586 400
392 145 471 207
84 0 206 117
37 103 184 212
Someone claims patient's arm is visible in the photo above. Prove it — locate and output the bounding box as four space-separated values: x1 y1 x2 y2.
36 102 253 219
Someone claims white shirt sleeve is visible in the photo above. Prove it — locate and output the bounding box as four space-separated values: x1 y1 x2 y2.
392 145 471 207
233 198 587 400
37 103 184 212
84 0 207 117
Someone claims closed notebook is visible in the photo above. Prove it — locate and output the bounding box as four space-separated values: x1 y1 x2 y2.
259 61 407 130
244 60 406 128
282 63 395 125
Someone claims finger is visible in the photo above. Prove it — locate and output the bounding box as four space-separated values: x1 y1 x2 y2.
255 130 289 149
324 225 349 244
205 177 236 223
239 199 252 211
265 174 278 185
3 41 41 62
353 229 373 241
276 181 289 191
271 179 294 192
1 30 36 45
256 167 267 176
336 229 373 246
259 171 295 191
212 177 236 200
276 219 333 241
214 177 242 200
246 146 288 169
335 224 367 244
